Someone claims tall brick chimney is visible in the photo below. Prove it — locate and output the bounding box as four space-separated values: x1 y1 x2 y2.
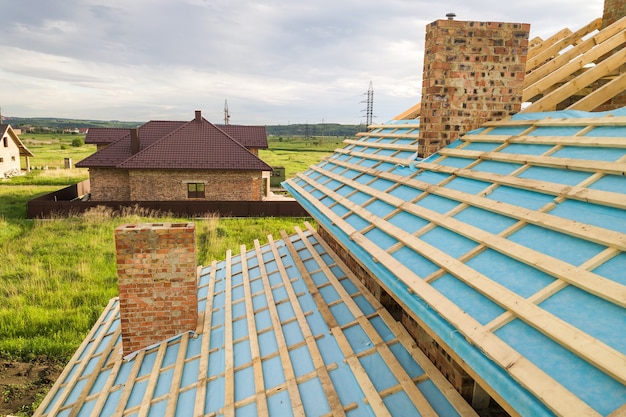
115 223 198 356
419 18 530 157
195 110 202 122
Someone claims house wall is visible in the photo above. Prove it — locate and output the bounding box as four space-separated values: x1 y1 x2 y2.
419 19 529 157
0 132 22 178
89 168 131 201
128 169 266 201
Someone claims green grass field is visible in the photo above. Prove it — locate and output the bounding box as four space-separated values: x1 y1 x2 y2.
0 133 337 362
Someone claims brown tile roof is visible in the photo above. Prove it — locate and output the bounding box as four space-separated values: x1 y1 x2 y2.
215 124 268 149
76 121 185 168
84 127 132 145
118 118 271 170
77 116 271 171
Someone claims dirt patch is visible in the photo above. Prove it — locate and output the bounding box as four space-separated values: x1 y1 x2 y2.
0 357 63 416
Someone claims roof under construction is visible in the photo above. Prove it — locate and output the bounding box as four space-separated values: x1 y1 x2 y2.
35 225 474 417
284 108 626 416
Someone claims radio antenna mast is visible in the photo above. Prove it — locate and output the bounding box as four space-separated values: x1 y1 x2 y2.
224 100 231 125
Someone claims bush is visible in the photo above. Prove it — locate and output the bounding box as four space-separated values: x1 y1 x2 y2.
71 138 84 147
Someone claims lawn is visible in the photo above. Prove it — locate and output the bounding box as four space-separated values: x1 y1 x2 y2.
0 133 337 362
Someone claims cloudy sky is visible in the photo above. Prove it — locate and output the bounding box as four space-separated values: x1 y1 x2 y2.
1 0 603 125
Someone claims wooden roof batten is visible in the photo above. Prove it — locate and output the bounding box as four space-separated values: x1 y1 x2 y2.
522 15 626 113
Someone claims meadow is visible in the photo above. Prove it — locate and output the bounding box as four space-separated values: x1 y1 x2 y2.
0 133 341 362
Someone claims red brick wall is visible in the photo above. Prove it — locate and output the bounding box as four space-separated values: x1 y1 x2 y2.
115 223 198 356
419 19 530 157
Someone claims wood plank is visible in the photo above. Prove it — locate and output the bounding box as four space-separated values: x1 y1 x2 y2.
223 250 235 417
164 333 190 417
354 133 420 140
300 167 626 383
310 162 626 305
288 228 441 417
87 353 124 417
523 27 626 102
68 325 122 417
523 35 626 109
436 147 626 176
40 300 121 417
334 148 415 166
272 233 346 416
282 230 392 417
328 156 626 249
137 343 168 417
193 261 218 417
304 221 522 417
344 139 419 152
240 245 269 416
525 16 626 87
526 27 573 63
461 133 626 148
415 161 626 210
285 180 601 417
525 19 602 75
367 123 421 129
567 71 626 111
254 239 306 417
112 350 146 416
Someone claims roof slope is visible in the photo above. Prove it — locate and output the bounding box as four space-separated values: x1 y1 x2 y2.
77 121 185 168
0 124 34 157
77 119 270 171
118 118 271 170
216 125 269 149
84 127 133 146
35 225 475 417
284 108 626 417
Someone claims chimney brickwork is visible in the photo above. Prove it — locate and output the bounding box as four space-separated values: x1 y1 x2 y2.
115 223 198 356
419 19 530 157
602 0 626 28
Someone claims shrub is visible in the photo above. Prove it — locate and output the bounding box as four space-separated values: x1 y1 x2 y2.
71 138 84 147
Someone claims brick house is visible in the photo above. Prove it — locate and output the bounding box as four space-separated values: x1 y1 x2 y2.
76 111 272 201
0 124 33 178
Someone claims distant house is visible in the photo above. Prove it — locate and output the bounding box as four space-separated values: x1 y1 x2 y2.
76 111 273 202
0 124 33 178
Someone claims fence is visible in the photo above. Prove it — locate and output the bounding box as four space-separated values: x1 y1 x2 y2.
27 181 308 219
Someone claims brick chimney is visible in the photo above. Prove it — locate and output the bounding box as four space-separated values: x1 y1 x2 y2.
602 0 626 28
419 18 530 157
195 110 202 122
130 128 140 155
115 223 198 356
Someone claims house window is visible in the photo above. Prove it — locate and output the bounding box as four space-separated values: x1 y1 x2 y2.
0 157 3 163
187 183 205 198
2 137 7 147
11 156 16 161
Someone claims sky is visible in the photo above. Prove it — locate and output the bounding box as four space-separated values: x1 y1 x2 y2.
0 0 604 125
